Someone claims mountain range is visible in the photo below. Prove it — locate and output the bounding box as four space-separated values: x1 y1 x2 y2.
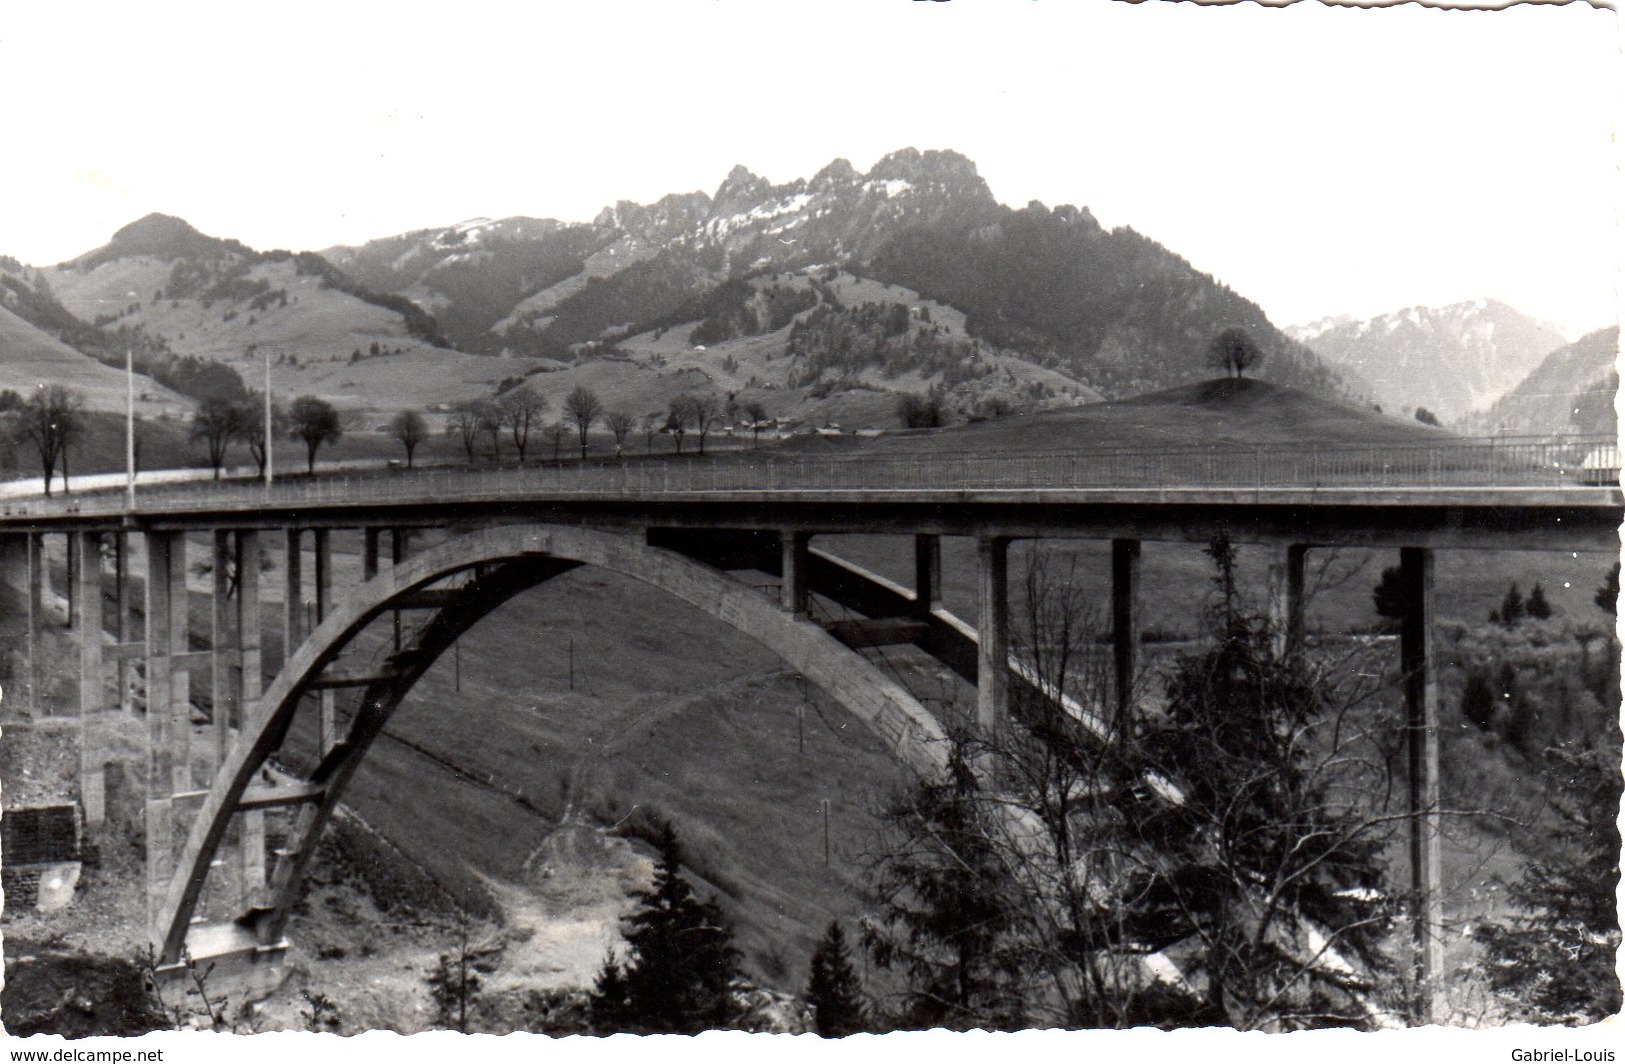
0 149 1609 437
1286 299 1570 423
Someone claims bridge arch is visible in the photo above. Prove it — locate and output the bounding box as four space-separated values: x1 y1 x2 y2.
156 522 948 964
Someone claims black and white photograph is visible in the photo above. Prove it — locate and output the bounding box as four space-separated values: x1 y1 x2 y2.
0 0 1618 1055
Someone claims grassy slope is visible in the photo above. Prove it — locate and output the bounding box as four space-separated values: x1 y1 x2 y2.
812 376 1452 456
0 304 188 416
42 257 545 420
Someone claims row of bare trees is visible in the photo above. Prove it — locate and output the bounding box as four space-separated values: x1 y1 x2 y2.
191 393 344 476
432 385 778 466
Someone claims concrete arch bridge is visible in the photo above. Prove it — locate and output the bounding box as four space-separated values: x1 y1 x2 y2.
0 441 1616 1021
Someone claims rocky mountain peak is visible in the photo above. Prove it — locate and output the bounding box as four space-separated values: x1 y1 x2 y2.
810 157 859 191
712 164 775 214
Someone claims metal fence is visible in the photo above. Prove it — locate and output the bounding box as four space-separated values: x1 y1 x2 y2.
3 435 1617 520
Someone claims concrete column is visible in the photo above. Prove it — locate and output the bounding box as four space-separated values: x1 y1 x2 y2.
169 535 191 793
234 530 265 910
284 528 303 663
976 535 1010 735
313 528 332 624
312 528 335 754
65 532 77 630
1400 546 1443 1023
1111 538 1141 727
210 530 233 770
114 533 130 713
390 529 406 650
77 531 105 827
236 531 262 713
0 536 26 710
913 534 941 617
1268 544 1307 659
780 530 810 614
363 527 382 581
144 531 176 939
27 532 42 712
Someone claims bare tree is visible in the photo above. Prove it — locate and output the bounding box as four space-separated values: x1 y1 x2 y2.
498 388 546 464
641 413 663 454
543 420 568 461
18 385 83 496
606 410 633 456
744 400 768 448
477 400 503 463
191 394 246 479
235 391 287 477
446 401 483 464
1206 327 1265 379
564 385 603 460
389 409 428 469
691 393 723 455
665 397 695 455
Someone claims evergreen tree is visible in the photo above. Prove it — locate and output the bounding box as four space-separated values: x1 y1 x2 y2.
1371 565 1406 629
806 921 867 1037
1126 535 1395 1029
425 926 483 1033
1526 583 1553 620
1499 583 1527 627
862 738 1029 1031
1478 742 1623 1023
588 823 740 1034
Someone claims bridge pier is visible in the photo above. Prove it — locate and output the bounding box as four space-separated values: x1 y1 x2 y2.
1400 546 1444 1023
28 532 43 711
976 535 1010 735
1111 538 1141 727
1269 544 1307 658
313 529 336 755
114 533 131 712
77 531 105 827
913 534 941 617
781 530 810 614
235 530 267 911
144 530 178 939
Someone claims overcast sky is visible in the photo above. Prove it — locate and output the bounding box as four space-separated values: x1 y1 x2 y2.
2 1 1616 336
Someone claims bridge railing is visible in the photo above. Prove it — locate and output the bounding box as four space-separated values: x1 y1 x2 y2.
1 436 1616 519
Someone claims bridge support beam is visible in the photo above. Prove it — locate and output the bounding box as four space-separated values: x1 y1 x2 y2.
1111 538 1141 727
77 531 105 828
27 532 43 712
63 532 78 631
169 535 192 791
913 534 941 617
976 535 1010 735
363 527 382 581
781 530 810 614
235 530 265 910
211 532 233 771
313 529 335 754
145 531 178 939
1400 546 1444 1024
284 529 304 663
1269 545 1307 659
115 533 131 713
